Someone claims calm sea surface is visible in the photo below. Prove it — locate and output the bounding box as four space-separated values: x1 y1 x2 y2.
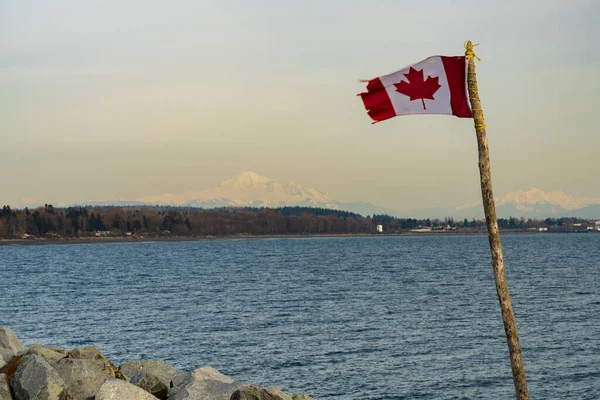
1 234 599 399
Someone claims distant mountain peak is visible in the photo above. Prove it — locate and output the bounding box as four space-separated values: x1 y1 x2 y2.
455 188 589 213
450 188 600 219
122 172 399 216
136 171 334 208
84 178 600 220
496 188 585 210
219 171 275 189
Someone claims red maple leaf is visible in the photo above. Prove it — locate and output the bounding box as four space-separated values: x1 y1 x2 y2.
394 67 441 110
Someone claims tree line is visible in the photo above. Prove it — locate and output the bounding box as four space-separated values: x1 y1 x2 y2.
0 205 372 238
371 214 592 231
0 204 594 239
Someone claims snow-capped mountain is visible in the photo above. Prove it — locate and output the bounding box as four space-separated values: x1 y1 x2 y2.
86 174 600 219
85 171 397 215
451 188 600 219
495 188 588 211
134 171 400 215
138 171 336 208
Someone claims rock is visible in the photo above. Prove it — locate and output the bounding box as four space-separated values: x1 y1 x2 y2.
53 357 115 400
130 371 169 400
168 366 248 400
266 388 296 400
0 331 317 400
66 347 122 380
12 355 65 400
65 347 101 361
231 386 297 400
26 346 65 367
230 386 316 400
0 328 25 368
119 360 188 399
230 386 292 400
0 350 13 370
0 355 23 383
119 359 188 387
42 348 64 355
95 379 158 400
0 329 25 355
0 373 13 400
191 367 233 383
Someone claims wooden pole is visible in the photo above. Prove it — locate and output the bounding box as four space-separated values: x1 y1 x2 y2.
464 41 530 400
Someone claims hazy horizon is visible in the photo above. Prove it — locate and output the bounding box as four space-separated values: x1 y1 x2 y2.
2 0 599 211
9 170 600 219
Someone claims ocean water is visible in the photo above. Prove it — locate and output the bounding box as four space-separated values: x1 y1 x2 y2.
1 234 599 399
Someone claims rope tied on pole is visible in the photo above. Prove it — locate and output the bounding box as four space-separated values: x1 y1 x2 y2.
464 40 481 61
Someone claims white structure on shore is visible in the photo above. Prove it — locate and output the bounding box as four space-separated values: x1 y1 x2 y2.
376 224 383 233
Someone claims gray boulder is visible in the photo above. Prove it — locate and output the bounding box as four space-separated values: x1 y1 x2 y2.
26 346 65 367
0 328 25 355
130 371 169 400
65 347 121 379
230 386 292 400
0 350 14 370
0 328 25 368
190 367 233 383
53 357 115 400
119 359 188 388
230 386 316 400
168 366 248 400
95 379 158 400
65 348 100 361
12 355 65 400
0 373 12 400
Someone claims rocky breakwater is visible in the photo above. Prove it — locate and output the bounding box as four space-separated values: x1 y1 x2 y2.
0 328 315 400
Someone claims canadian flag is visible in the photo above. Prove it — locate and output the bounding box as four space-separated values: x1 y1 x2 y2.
359 56 472 123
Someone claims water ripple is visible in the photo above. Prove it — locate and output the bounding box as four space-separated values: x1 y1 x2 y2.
1 234 599 399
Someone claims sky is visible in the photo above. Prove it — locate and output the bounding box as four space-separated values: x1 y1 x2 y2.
1 0 599 211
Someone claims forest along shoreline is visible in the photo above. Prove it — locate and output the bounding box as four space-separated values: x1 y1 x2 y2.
1 204 597 243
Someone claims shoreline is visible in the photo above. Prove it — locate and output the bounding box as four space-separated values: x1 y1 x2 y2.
0 230 590 246
0 327 315 400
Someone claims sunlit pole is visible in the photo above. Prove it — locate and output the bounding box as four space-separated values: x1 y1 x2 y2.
465 40 529 400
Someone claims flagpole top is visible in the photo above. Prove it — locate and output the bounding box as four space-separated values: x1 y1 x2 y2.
464 41 481 61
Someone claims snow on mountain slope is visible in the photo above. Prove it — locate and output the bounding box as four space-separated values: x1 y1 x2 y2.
88 176 600 219
496 188 586 210
453 188 600 218
139 171 335 208
456 188 587 212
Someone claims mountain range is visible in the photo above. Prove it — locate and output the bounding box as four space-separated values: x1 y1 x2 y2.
449 188 600 220
87 171 600 219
